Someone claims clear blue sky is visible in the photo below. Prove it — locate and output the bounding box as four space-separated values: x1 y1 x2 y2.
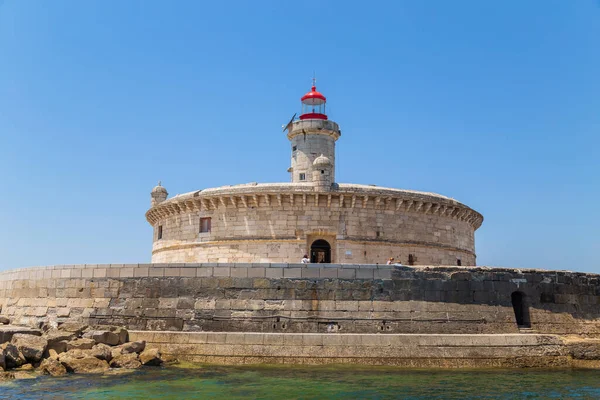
0 1 598 272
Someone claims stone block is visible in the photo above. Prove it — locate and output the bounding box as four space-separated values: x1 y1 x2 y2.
284 268 302 278
266 268 284 278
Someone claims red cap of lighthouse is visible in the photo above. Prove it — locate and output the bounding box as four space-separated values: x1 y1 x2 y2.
299 80 328 120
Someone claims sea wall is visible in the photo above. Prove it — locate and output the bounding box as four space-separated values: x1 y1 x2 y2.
1 263 599 336
128 331 574 368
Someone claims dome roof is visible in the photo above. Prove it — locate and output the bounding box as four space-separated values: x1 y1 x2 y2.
152 182 168 194
301 85 326 105
313 154 332 167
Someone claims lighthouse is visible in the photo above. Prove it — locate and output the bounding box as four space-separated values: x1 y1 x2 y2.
287 81 341 191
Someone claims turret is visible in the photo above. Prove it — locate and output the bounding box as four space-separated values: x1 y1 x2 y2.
287 80 341 187
312 154 333 191
150 181 168 206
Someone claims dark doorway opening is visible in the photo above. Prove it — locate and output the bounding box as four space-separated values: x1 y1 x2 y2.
511 291 531 328
311 239 331 263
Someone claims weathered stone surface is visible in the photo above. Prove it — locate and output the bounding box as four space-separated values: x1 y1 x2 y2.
84 326 128 346
58 322 88 336
89 343 112 361
121 341 145 354
0 371 14 381
110 353 141 369
0 326 42 343
139 348 162 366
67 338 95 351
0 316 10 325
62 356 110 374
11 334 48 363
40 358 67 377
46 340 68 355
44 330 76 345
0 351 5 370
1 343 26 368
568 342 600 360
15 363 34 371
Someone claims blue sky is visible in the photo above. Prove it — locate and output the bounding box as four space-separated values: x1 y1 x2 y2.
0 1 598 272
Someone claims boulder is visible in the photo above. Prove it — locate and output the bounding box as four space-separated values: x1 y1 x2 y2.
89 343 112 361
0 325 42 343
47 349 59 360
11 333 48 363
67 338 95 351
111 346 123 360
15 363 34 371
83 326 128 346
0 316 10 325
46 340 68 355
139 348 162 366
44 329 76 345
2 343 27 368
58 322 88 336
121 341 146 354
62 356 109 374
0 352 5 370
109 353 141 369
40 358 67 377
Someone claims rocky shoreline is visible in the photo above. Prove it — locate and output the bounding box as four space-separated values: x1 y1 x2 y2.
0 317 170 381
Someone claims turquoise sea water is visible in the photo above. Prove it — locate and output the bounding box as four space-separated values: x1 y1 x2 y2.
1 365 600 399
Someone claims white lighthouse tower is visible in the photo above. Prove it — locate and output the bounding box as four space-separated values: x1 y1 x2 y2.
287 81 341 192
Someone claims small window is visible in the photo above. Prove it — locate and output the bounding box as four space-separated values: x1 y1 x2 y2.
299 173 306 181
200 217 211 233
456 258 462 266
408 254 415 266
292 146 297 151
157 225 163 240
321 170 325 174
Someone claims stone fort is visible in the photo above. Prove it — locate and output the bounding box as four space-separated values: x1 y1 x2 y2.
1 83 599 368
147 83 483 266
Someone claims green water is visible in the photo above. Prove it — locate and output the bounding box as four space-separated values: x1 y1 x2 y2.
2 365 600 399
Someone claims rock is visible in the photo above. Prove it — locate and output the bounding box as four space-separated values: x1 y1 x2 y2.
11 333 48 363
2 343 27 368
83 326 128 346
0 325 42 343
67 338 96 351
109 353 141 369
47 349 59 360
58 322 88 336
40 320 58 332
121 341 146 354
161 354 179 365
13 371 37 380
60 351 110 374
46 340 68 355
15 363 34 371
89 343 112 361
40 358 67 377
111 346 123 360
0 371 14 381
139 348 162 366
44 329 76 345
0 351 5 370
0 316 10 325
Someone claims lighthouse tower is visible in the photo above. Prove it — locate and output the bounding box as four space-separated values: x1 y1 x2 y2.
287 81 341 191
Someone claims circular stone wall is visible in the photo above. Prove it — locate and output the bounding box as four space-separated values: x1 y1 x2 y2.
146 184 483 265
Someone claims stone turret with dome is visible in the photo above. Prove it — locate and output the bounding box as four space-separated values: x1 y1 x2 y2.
146 81 483 265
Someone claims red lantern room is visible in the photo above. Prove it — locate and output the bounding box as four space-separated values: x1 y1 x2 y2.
300 80 327 120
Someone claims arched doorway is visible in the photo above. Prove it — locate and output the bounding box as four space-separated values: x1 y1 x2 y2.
310 239 331 263
511 291 531 328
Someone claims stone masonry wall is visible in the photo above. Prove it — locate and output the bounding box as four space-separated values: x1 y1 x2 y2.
1 264 599 337
151 193 476 265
